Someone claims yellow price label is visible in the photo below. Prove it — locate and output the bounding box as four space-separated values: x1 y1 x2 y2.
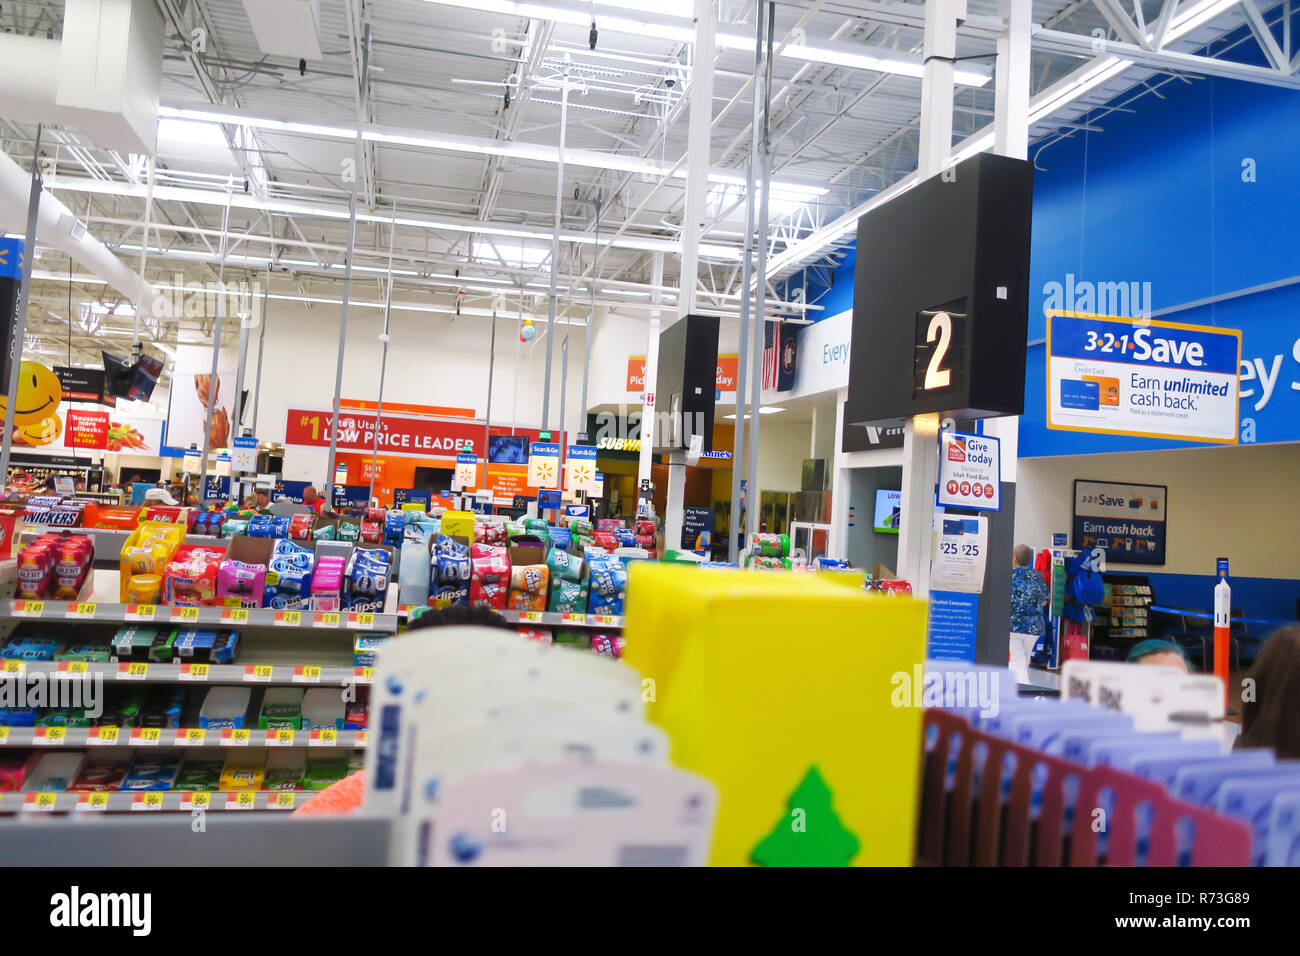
37 727 67 744
2 660 25 675
354 667 374 681
70 602 97 618
78 792 111 811
246 664 274 682
228 729 251 745
0 727 8 744
16 600 45 616
356 730 368 745
60 661 90 676
311 729 338 747
135 728 162 744
275 611 303 626
28 792 58 809
294 666 322 683
563 613 586 624
181 663 210 681
172 606 201 622
349 613 375 628
316 612 341 627
186 792 211 809
128 604 157 619
119 662 149 680
270 792 296 809
225 608 250 623
522 611 543 622
181 728 206 745
270 729 296 745
133 792 164 810
91 726 120 744
228 791 257 809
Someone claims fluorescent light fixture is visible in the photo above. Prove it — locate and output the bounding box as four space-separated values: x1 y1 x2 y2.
157 117 232 150
159 106 826 199
715 30 991 87
472 238 551 268
724 406 784 419
416 0 695 43
416 0 989 86
1167 0 1241 36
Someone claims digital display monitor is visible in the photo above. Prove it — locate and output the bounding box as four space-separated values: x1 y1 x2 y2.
487 435 529 464
874 489 902 534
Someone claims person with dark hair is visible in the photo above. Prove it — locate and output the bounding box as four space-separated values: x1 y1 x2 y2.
295 602 516 815
1126 638 1190 673
405 603 512 632
1237 625 1300 759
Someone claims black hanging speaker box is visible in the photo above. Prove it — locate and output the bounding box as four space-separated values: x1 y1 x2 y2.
653 313 719 454
846 152 1034 427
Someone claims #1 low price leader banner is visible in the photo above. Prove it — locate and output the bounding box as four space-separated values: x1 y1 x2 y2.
1046 311 1241 444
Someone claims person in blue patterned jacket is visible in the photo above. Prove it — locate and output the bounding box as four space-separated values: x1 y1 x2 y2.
1010 544 1048 646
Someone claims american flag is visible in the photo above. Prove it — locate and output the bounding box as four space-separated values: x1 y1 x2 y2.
761 321 779 390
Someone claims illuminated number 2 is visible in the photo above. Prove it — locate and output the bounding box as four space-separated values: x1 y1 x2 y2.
924 311 953 390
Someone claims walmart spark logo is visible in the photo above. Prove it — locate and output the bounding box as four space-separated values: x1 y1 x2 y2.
0 242 26 280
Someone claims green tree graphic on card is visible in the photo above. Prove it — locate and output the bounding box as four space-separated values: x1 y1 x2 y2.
750 765 860 866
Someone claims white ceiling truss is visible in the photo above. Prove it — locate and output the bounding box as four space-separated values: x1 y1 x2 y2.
0 0 1295 373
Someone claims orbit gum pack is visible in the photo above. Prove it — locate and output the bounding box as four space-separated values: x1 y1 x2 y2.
264 539 315 610
430 535 470 607
345 546 392 612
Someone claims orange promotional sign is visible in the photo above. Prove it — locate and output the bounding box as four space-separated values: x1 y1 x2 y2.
627 354 739 394
485 463 531 500
715 354 739 393
626 357 648 393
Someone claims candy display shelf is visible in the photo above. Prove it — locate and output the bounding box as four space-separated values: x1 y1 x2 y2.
396 606 624 629
0 726 367 748
0 599 397 632
1 790 318 813
0 657 371 686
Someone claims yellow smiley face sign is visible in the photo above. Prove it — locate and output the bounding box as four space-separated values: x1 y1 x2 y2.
0 362 63 425
1 362 65 446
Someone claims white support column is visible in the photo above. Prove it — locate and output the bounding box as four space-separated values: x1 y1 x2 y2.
637 253 665 501
970 0 1030 666
663 0 716 550
994 0 1031 160
898 0 965 595
986 0 1030 478
828 388 849 560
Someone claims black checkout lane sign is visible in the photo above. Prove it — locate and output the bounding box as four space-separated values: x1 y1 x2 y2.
912 299 968 400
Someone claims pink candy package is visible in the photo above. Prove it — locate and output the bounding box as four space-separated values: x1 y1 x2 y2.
311 556 347 611
217 559 267 608
0 751 35 792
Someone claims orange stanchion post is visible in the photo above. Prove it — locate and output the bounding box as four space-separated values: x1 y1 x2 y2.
1214 576 1232 709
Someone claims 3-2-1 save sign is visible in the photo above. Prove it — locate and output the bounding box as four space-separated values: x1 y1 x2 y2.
913 299 968 399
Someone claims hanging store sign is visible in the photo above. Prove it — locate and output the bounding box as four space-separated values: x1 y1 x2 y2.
564 445 599 494
937 431 1000 512
526 443 560 489
231 435 259 473
1047 312 1241 444
1072 479 1167 566
452 452 478 491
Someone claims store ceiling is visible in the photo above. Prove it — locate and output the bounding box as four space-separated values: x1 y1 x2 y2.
1 0 1292 377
